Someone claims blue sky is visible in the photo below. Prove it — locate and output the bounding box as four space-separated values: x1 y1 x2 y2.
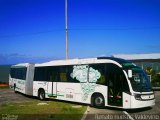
0 0 160 64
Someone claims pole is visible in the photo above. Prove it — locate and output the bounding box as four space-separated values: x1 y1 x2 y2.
65 0 68 59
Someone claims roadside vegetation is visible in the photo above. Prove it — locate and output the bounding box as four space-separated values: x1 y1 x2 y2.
0 86 9 89
0 101 87 120
0 65 11 84
0 83 9 89
145 67 160 87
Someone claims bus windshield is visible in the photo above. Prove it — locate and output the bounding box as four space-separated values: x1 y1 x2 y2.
128 68 152 92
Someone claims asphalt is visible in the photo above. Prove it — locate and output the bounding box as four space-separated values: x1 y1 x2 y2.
127 91 160 117
0 89 35 105
83 91 160 120
0 89 160 120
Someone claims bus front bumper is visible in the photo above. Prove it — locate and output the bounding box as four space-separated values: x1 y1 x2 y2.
130 95 155 109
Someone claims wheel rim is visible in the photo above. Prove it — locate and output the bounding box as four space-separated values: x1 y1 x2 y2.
40 91 44 100
95 96 103 106
14 85 16 92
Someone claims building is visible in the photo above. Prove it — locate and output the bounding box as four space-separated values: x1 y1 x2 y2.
114 53 160 72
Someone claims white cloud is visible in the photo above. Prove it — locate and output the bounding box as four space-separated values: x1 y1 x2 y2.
0 53 58 65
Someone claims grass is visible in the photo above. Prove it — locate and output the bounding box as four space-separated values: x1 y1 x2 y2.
0 86 9 89
0 100 87 120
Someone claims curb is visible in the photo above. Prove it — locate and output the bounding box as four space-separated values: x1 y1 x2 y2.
81 106 90 120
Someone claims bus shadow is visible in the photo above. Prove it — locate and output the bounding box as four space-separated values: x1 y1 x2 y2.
46 98 89 106
90 106 153 113
103 106 123 111
125 107 152 113
15 91 38 100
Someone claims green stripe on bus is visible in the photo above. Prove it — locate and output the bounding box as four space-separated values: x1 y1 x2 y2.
123 63 134 66
47 93 64 97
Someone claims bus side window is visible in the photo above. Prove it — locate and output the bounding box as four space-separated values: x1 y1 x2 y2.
89 64 106 85
67 66 79 83
59 66 67 82
50 67 60 82
60 73 67 82
11 68 27 80
34 67 48 81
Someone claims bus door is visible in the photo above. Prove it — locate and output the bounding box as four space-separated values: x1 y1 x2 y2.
107 64 123 107
47 71 58 97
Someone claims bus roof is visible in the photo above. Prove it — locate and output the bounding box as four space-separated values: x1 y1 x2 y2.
11 63 34 68
35 57 132 67
97 57 137 68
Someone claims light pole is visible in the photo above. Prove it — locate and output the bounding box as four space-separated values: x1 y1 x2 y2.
65 0 68 60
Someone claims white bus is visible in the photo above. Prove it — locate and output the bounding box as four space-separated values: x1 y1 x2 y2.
9 63 35 95
9 57 155 109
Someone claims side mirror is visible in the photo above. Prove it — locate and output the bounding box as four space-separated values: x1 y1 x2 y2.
128 70 132 78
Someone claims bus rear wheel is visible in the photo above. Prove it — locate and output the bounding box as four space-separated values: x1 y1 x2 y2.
38 89 45 100
14 84 17 93
92 94 105 108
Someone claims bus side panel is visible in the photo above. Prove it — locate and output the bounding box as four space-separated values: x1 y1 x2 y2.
33 81 48 97
25 64 35 96
9 75 14 88
123 92 131 108
56 82 84 103
15 79 26 94
56 83 108 105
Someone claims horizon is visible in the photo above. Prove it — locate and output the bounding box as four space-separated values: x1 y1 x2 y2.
0 0 160 65
0 53 160 65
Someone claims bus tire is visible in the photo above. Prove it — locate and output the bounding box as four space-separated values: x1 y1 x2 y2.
38 89 45 100
92 94 105 108
14 84 17 93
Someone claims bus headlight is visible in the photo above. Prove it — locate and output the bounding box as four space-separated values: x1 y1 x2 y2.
134 94 141 100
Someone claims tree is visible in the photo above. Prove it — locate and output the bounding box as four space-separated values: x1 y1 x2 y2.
145 67 160 87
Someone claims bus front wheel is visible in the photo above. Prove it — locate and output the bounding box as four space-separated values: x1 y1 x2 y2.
92 94 105 108
38 89 45 100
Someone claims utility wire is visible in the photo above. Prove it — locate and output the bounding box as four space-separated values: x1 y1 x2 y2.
0 26 160 38
69 26 160 30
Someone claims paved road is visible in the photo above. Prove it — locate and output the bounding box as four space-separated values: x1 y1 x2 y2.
83 107 125 120
0 89 159 120
84 91 160 120
127 91 160 119
0 89 36 105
